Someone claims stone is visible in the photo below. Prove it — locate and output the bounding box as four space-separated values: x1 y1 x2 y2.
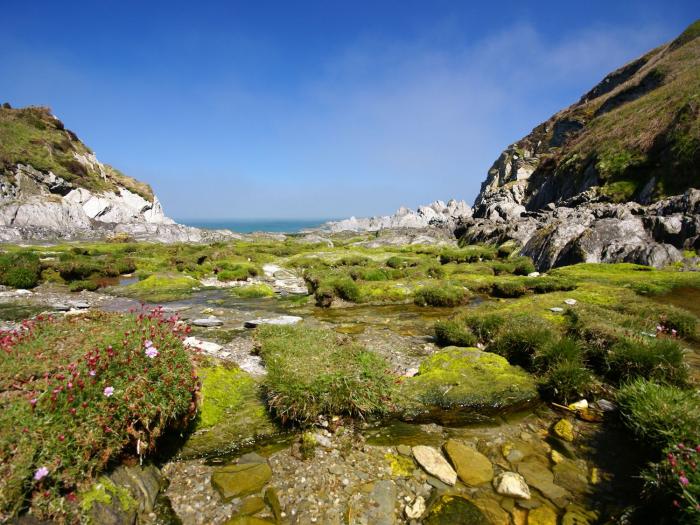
595 399 616 412
73 301 90 309
423 494 490 525
443 439 493 486
243 315 302 328
567 400 588 411
238 452 267 464
108 464 162 514
412 446 457 486
549 307 564 313
550 450 565 465
527 272 541 277
517 461 571 508
313 432 332 448
211 462 272 502
51 303 71 311
563 299 577 306
493 472 531 499
239 496 265 515
183 336 223 354
528 505 558 525
397 444 412 456
264 487 282 523
405 496 426 519
398 347 538 425
367 480 397 525
553 419 575 442
192 317 224 327
553 460 589 493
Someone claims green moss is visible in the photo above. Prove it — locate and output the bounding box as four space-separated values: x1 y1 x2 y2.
398 347 538 423
230 283 275 298
414 284 469 307
385 452 415 477
80 477 137 515
181 365 280 459
117 273 198 302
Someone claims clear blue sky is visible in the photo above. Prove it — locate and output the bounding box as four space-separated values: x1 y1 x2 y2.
0 1 696 219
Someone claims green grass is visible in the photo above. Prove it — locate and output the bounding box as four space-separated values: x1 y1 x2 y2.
255 324 395 425
0 310 197 521
116 273 198 302
229 283 275 298
617 378 700 448
414 284 470 307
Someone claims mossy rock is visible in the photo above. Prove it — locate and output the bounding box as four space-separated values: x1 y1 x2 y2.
178 365 283 459
423 494 492 525
397 347 538 424
117 272 198 302
79 477 138 525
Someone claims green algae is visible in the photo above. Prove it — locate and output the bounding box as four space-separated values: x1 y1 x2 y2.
116 272 198 302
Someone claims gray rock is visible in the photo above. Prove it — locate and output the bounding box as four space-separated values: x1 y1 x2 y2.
243 315 303 328
412 446 457 486
192 317 224 327
493 471 530 499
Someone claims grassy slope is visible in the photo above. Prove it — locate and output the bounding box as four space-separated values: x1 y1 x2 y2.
514 19 700 204
0 105 154 200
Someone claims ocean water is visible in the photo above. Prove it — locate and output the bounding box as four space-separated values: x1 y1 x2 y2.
176 218 336 234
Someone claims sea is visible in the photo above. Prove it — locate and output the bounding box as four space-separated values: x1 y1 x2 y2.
176 218 337 234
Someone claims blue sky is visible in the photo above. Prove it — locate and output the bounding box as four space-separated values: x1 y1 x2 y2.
0 1 696 219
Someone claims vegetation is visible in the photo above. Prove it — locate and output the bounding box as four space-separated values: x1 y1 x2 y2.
255 324 395 425
0 309 197 522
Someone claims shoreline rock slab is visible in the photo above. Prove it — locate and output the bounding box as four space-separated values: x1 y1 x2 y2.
211 462 272 501
493 471 531 499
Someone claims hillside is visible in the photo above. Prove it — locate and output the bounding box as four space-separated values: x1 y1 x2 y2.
475 20 700 220
0 105 153 201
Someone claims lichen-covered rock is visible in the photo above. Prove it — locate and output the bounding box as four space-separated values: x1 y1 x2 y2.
553 419 575 442
397 347 538 424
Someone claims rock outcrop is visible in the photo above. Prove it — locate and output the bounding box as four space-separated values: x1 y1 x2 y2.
461 20 700 270
325 199 472 233
0 105 235 242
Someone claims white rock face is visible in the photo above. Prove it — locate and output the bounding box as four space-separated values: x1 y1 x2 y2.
64 187 174 225
325 199 472 233
411 446 457 486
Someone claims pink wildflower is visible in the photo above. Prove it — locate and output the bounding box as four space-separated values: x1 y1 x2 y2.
680 476 689 486
103 386 114 397
145 346 159 359
89 370 96 377
144 340 153 348
33 467 49 481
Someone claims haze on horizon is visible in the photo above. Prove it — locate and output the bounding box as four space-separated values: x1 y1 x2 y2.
0 0 696 220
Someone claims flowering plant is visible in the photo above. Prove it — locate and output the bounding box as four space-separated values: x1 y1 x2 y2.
644 443 700 523
0 308 199 522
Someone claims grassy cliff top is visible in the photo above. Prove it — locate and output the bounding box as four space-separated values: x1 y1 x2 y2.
0 105 154 201
504 19 700 205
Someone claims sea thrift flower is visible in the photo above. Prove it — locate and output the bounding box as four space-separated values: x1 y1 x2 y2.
144 340 153 348
33 467 49 481
89 370 96 377
679 475 689 486
145 346 159 359
103 386 114 397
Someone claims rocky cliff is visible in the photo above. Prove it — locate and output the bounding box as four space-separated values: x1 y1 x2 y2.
326 199 472 232
462 20 700 270
0 105 233 242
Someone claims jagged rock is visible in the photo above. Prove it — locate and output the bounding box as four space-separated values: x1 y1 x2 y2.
325 199 472 232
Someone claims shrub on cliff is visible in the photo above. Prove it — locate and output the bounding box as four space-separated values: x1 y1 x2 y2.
0 309 198 522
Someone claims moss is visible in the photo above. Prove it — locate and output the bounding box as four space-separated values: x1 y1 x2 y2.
180 365 280 459
117 273 198 302
230 284 275 298
79 477 137 516
434 320 477 347
414 284 470 307
69 279 99 292
385 452 415 477
398 347 538 423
